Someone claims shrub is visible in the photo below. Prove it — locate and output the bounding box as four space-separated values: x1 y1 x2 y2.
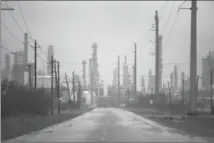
60 100 78 111
1 80 52 117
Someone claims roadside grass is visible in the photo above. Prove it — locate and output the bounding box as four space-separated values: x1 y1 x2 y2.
145 116 214 138
1 109 92 141
126 107 214 138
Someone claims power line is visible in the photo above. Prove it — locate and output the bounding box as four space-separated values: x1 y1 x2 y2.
1 20 23 44
37 53 48 62
168 11 180 38
168 1 188 38
29 44 48 62
178 0 189 10
159 1 168 21
160 1 175 35
17 1 32 37
163 62 189 65
1 45 15 55
38 45 47 57
5 1 25 34
5 1 36 44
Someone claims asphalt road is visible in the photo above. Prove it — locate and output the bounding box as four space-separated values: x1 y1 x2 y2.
4 108 210 142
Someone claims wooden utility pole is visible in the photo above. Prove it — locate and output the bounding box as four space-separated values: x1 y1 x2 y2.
34 40 37 92
54 61 57 100
26 64 32 90
189 1 197 114
127 86 130 106
51 55 54 115
196 75 199 98
118 56 120 98
82 60 86 90
89 58 93 106
167 82 171 104
155 10 160 102
72 71 76 102
54 61 59 114
57 61 60 114
65 73 71 105
24 33 28 64
77 79 82 108
182 78 184 105
210 70 213 113
134 43 137 94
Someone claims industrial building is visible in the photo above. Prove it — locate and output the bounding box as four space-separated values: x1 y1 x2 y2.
201 51 214 90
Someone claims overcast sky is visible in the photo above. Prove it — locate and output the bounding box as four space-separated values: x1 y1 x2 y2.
1 1 214 90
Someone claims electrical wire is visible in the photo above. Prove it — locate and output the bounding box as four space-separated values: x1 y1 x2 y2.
168 0 188 38
29 43 49 62
37 53 48 62
1 20 23 44
159 1 168 21
168 11 180 38
17 1 32 38
178 0 188 10
1 45 15 55
6 1 42 48
163 62 189 65
160 1 175 35
5 1 25 34
38 45 48 58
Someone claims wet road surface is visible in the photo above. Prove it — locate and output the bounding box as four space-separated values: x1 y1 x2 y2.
4 108 210 142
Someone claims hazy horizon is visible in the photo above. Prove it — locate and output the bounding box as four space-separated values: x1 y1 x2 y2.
1 1 214 92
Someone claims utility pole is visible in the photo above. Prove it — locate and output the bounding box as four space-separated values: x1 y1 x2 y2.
51 55 54 115
189 1 197 115
155 10 160 102
167 82 171 104
77 79 82 108
134 43 137 94
118 56 120 98
26 64 32 90
72 71 76 102
34 40 37 92
57 61 60 114
65 73 71 106
54 61 58 114
82 60 86 90
54 60 60 114
24 33 28 64
0 3 14 97
127 86 130 106
196 75 199 98
89 58 93 106
182 78 184 105
210 70 213 113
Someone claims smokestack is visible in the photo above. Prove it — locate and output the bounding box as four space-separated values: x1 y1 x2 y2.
89 58 92 90
170 72 174 88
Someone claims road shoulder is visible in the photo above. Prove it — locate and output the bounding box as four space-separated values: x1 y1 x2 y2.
1 108 92 142
125 107 214 140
